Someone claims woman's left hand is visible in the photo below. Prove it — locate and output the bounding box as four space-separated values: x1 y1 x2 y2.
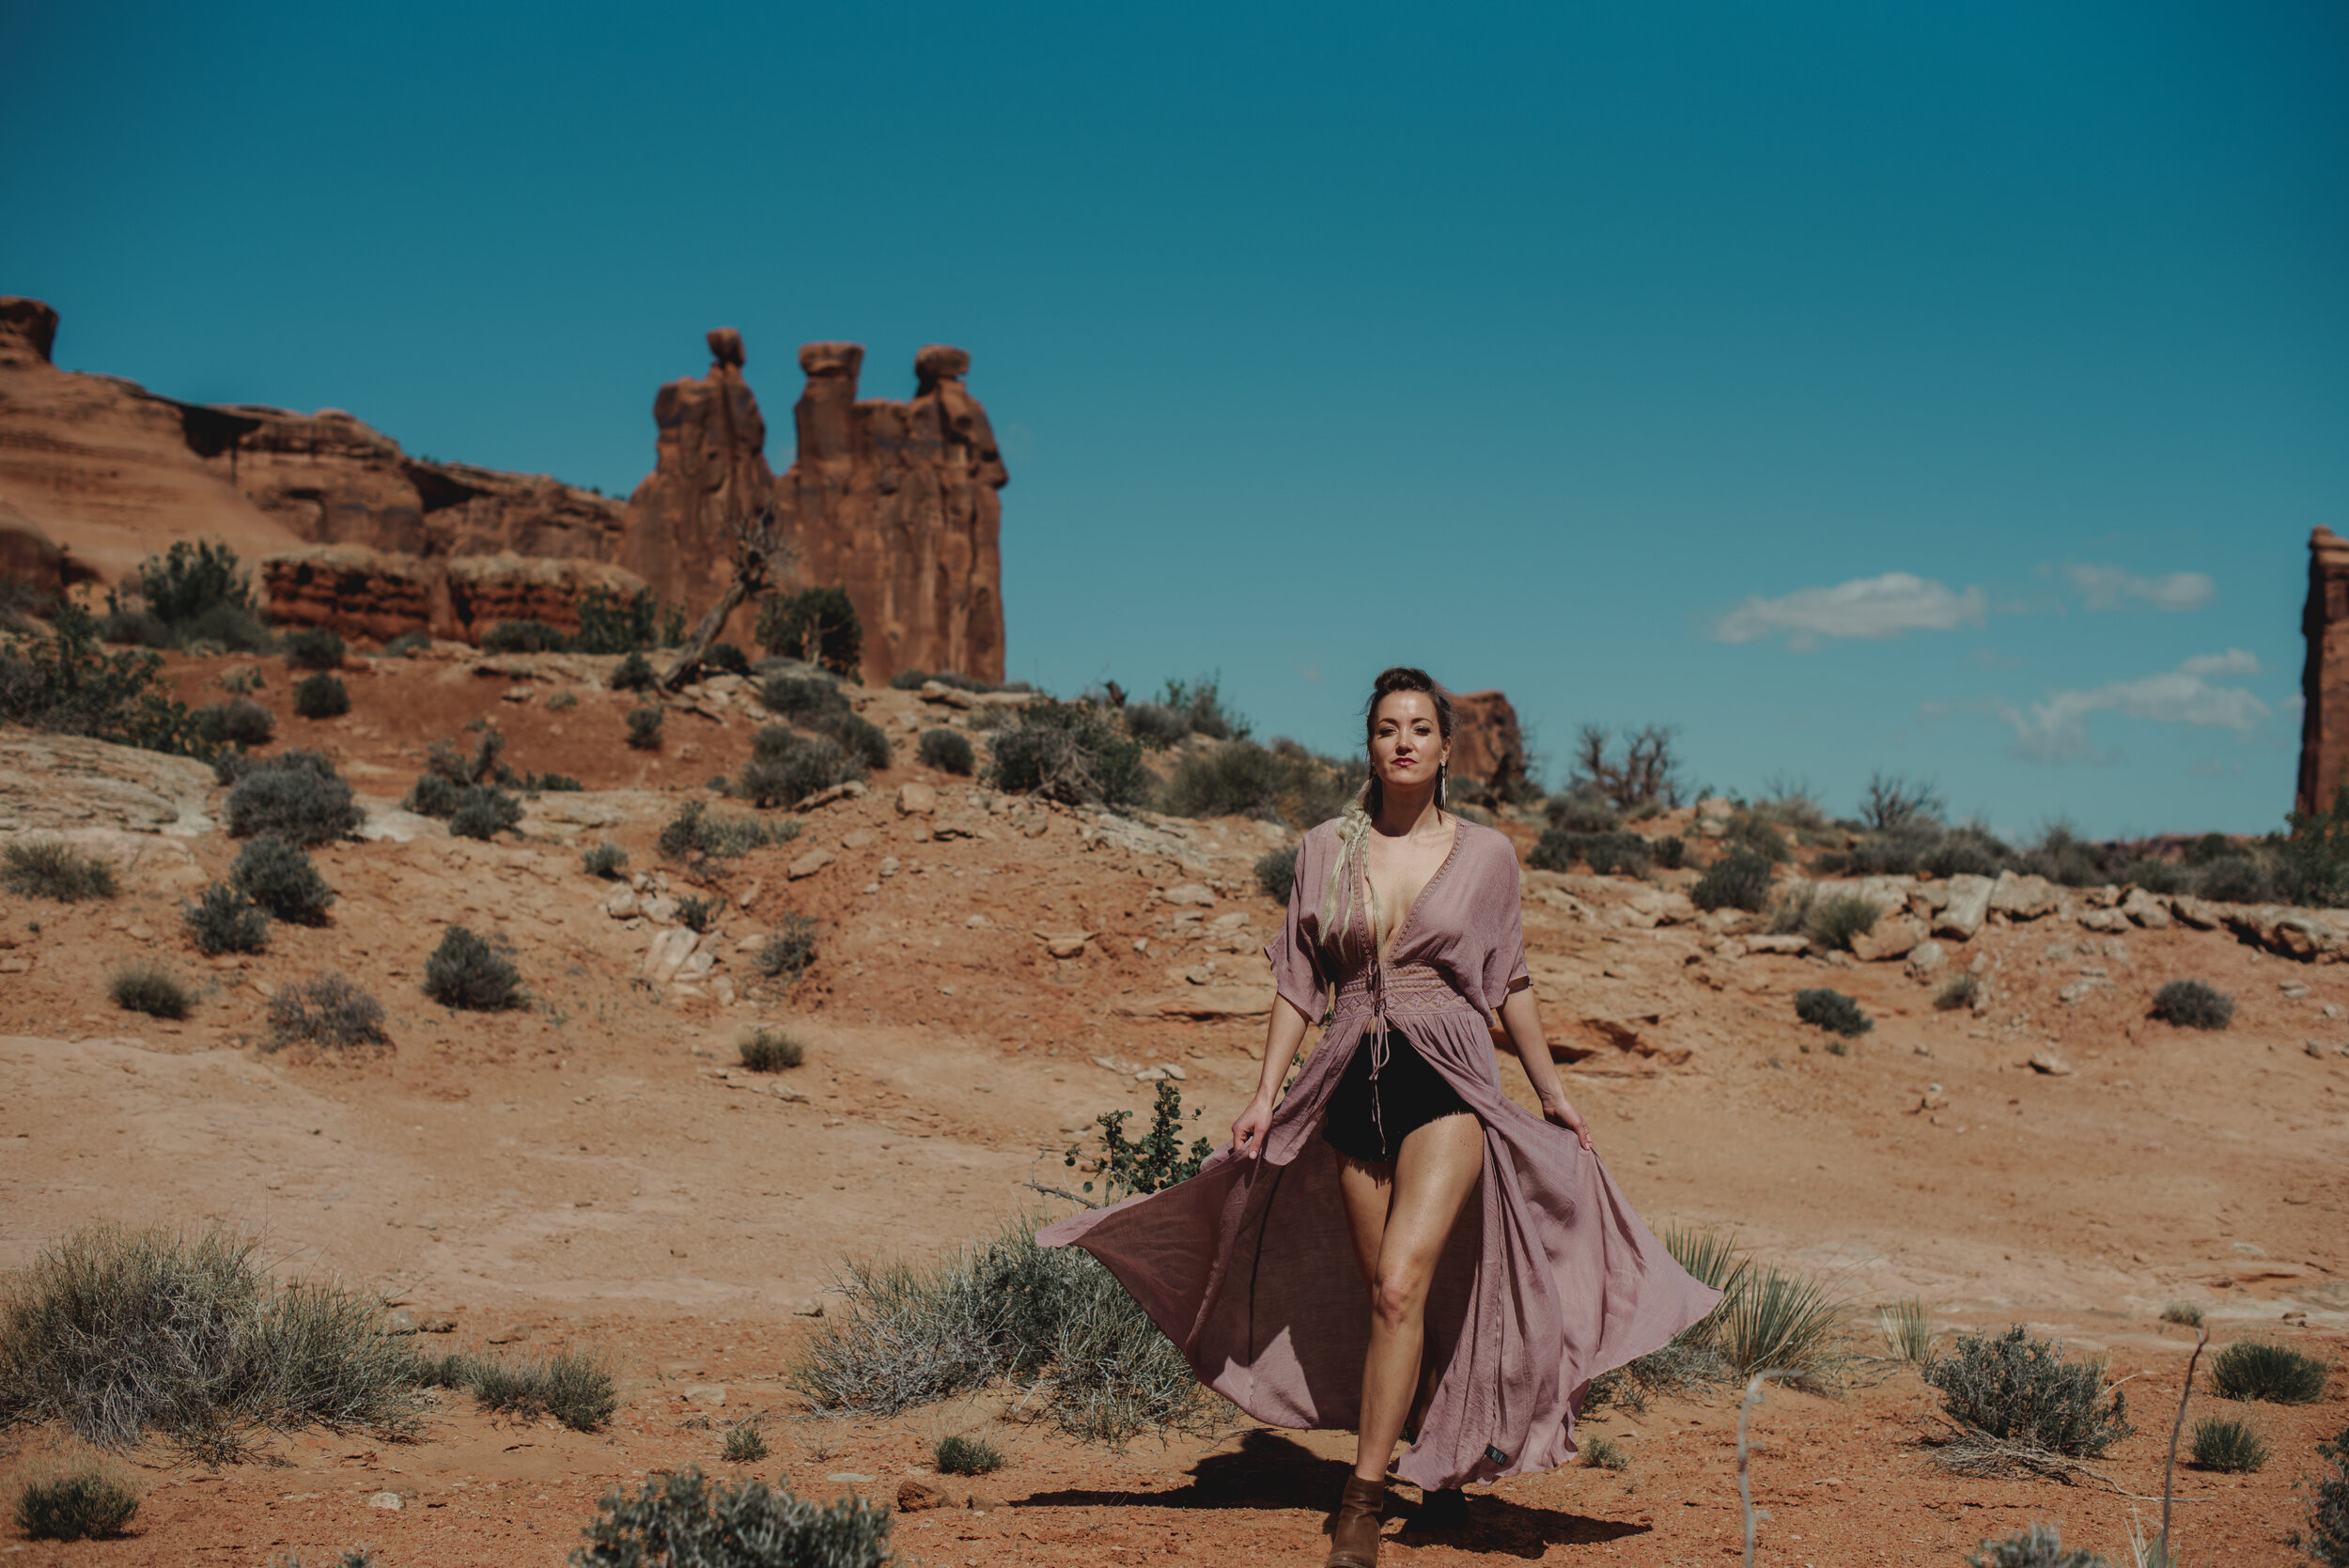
1539 1091 1593 1151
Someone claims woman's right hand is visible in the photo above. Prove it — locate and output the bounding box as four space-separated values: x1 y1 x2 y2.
1230 1094 1274 1159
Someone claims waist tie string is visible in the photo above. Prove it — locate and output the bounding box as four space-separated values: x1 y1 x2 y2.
1365 873 1391 1155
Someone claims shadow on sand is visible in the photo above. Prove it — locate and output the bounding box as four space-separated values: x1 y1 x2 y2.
1013 1430 1650 1560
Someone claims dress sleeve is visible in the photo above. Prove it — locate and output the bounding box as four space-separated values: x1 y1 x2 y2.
1481 831 1532 1011
1263 831 1329 1022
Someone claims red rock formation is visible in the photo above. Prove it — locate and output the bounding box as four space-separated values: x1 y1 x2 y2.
2298 526 2349 816
1449 690 1530 803
617 329 1008 682
261 545 654 644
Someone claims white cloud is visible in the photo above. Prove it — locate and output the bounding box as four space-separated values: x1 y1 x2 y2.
1998 652 2270 765
1711 572 1986 651
2062 564 2216 613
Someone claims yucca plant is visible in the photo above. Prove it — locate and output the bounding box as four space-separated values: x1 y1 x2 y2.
1881 1296 1934 1364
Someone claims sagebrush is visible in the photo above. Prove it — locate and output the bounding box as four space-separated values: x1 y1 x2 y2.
2209 1340 2327 1404
13 1468 140 1541
3 838 119 901
572 1467 894 1568
1924 1326 2131 1459
269 974 389 1050
422 926 525 1011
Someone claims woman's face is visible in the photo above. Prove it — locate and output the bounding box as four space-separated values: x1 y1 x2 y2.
1369 691 1449 794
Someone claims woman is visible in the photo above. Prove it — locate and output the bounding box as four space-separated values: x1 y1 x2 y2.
1040 667 1718 1566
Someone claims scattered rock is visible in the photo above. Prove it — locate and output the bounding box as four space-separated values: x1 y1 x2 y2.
386 1310 418 1334
368 1492 404 1511
1744 934 1810 955
827 1473 877 1485
1111 987 1270 1020
965 1491 1008 1513
1041 932 1093 959
2171 895 2223 930
1158 882 1216 908
898 1480 951 1513
800 782 866 810
1934 875 1996 939
897 782 939 816
1849 914 1925 963
602 887 639 919
2076 908 2130 934
735 879 762 909
642 926 702 986
1905 939 1947 980
2120 887 2172 929
787 848 835 880
683 1385 726 1407
2028 1049 2073 1076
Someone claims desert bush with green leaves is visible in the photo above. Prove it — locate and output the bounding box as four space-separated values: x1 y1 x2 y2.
231 836 335 924
608 649 657 691
280 627 345 670
422 926 525 1012
479 619 566 654
1795 987 1873 1037
110 962 193 1019
935 1434 1003 1475
268 974 389 1050
2 838 118 901
1159 738 1351 826
101 540 271 653
1255 844 1299 903
624 705 664 750
0 602 210 756
183 882 271 955
1964 1524 2108 1568
2304 1421 2349 1567
2189 1415 2268 1472
291 672 350 719
1691 849 1773 912
2209 1339 2327 1404
2151 979 2234 1031
191 696 275 749
1923 1326 2132 1459
0 1222 424 1457
1122 676 1246 749
226 752 365 846
660 799 799 862
572 1467 894 1568
583 842 628 878
754 585 863 675
739 727 863 807
1804 892 1882 951
739 1029 805 1072
988 700 1147 809
755 914 820 985
12 1468 140 1541
918 727 975 775
447 785 524 841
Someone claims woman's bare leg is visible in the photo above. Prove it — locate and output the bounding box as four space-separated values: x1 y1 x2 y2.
1350 1113 1482 1483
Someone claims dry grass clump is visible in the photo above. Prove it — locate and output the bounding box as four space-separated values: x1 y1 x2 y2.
935 1433 1004 1475
754 913 820 985
110 961 193 1019
791 1214 1208 1443
2208 1339 2327 1404
583 842 628 878
2 838 118 901
1879 1296 1934 1364
2188 1415 2268 1472
13 1467 140 1541
268 974 389 1051
414 1346 615 1432
739 1029 805 1072
2151 978 2233 1031
1580 1435 1628 1471
1804 892 1882 952
720 1421 769 1462
1921 1326 2133 1475
1936 973 1982 1012
2159 1301 2204 1328
0 1222 424 1458
575 1467 894 1568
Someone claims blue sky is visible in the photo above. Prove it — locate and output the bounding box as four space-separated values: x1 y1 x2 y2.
7 1 2344 838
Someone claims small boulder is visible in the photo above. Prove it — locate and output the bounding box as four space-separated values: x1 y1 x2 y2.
2119 887 2171 929
1849 913 1926 963
898 1481 951 1513
1934 875 1995 939
896 782 939 815
2028 1049 2073 1076
1988 872 2059 920
1159 882 1216 908
1904 939 1947 981
787 848 835 880
965 1491 1008 1513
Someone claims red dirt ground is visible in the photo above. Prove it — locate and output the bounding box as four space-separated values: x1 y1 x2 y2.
1 646 2343 1565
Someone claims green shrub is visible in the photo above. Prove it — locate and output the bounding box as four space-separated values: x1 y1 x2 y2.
739 1029 805 1072
918 727 975 775
754 585 863 675
1065 1081 1213 1203
1691 850 1773 912
480 619 566 654
1 838 118 901
675 894 722 934
0 1221 423 1453
1582 831 1652 877
2151 979 2233 1031
808 708 891 770
192 696 275 749
759 673 850 721
755 914 820 984
1711 1262 1844 1378
381 629 429 657
625 706 663 750
2189 1415 2268 1472
701 642 751 676
521 770 580 792
1123 676 1246 749
1255 845 1299 903
583 842 628 878
12 1468 139 1540
1924 1326 2132 1457
1806 893 1882 952
1722 812 1791 865
404 771 462 817
281 627 345 670
0 602 210 756
267 974 389 1050
464 1347 614 1431
231 836 335 924
101 540 271 653
659 800 798 861
1653 835 1686 870
935 1434 1003 1475
226 752 365 845
2193 854 2277 905
422 926 524 1012
292 673 350 719
547 688 579 710
2302 1421 2349 1568
183 882 270 955
1936 973 1982 1012
2209 1340 2328 1404
1159 739 1352 826
1881 1297 1934 1364
570 586 663 656
792 1214 1207 1441
447 786 524 841
987 700 1146 809
1546 789 1621 833
1795 987 1873 1037
609 650 657 691
721 1421 769 1462
2160 1301 2204 1328
738 725 862 808
574 1467 894 1568
1965 1525 2109 1568
110 962 193 1019
1580 1436 1628 1471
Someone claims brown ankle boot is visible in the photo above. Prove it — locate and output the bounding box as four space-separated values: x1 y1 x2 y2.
1325 1474 1386 1567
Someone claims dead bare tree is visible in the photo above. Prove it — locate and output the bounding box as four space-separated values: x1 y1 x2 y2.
1569 723 1685 811
660 504 797 692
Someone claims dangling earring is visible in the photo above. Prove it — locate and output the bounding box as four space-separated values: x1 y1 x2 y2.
1438 762 1447 807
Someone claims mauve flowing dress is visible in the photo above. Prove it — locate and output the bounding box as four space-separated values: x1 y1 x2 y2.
1038 817 1721 1489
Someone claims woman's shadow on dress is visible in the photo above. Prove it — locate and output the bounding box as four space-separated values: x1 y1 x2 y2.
1013 1429 1650 1560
